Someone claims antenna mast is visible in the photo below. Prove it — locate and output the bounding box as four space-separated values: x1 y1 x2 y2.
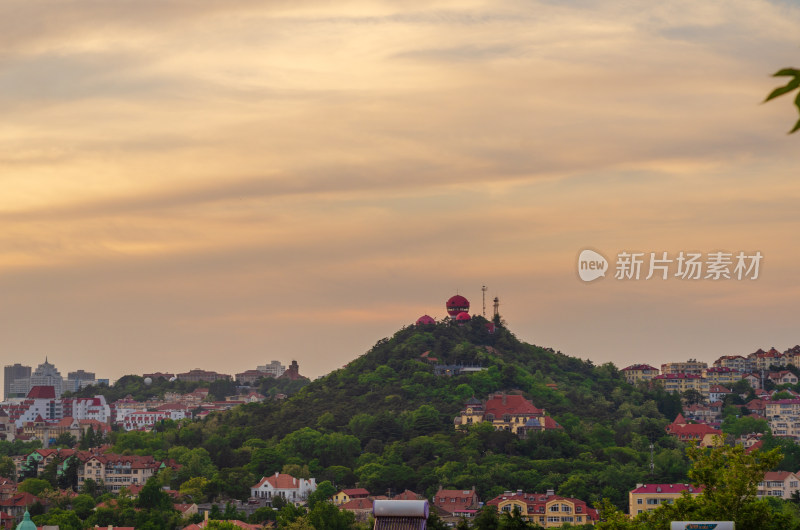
481 286 487 316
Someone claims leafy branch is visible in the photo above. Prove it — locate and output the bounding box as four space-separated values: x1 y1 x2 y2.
765 67 800 134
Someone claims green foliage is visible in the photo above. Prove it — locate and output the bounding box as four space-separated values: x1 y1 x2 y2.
765 67 800 134
18 477 52 497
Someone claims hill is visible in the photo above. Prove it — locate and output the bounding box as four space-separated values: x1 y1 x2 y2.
149 315 686 507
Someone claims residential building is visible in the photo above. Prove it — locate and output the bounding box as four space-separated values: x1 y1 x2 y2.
661 360 707 376
750 348 787 371
708 385 732 403
665 414 723 447
65 370 97 393
758 471 800 499
621 365 659 385
433 486 479 514
454 394 562 436
768 371 799 386
339 498 373 522
713 355 753 374
628 484 702 516
765 399 800 440
486 490 598 527
332 488 370 505
250 473 317 505
176 369 232 383
80 454 166 492
651 373 709 394
703 367 742 387
256 361 286 378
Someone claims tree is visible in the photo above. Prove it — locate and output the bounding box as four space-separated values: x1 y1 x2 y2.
54 432 77 448
636 441 789 529
179 476 210 502
765 67 800 134
0 456 15 480
306 480 337 510
18 477 52 497
136 477 173 511
473 506 500 530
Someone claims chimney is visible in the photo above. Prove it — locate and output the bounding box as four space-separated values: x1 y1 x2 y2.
546 489 554 497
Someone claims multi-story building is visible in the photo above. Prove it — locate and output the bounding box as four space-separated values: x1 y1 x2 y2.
651 373 709 394
758 471 800 499
256 361 286 378
628 484 702 516
713 355 753 374
621 365 659 385
433 487 479 514
665 414 722 446
661 360 707 376
65 370 97 393
176 369 231 383
708 385 732 403
486 490 598 527
765 399 800 440
768 371 799 386
454 394 562 436
749 348 788 371
3 364 31 400
80 454 165 492
6 360 64 399
250 473 317 505
703 367 742 387
235 370 273 386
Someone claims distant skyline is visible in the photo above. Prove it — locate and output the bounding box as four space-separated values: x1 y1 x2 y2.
1 1 799 391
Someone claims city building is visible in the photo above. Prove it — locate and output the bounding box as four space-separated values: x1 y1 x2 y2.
454 394 562 436
256 361 286 378
250 473 317 505
661 360 707 376
433 487 479 514
628 484 702 516
757 471 800 499
3 364 31 400
651 373 709 394
176 369 232 383
621 364 659 385
65 370 98 393
486 490 598 527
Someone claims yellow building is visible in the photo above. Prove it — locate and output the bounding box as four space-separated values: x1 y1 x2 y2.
661 360 707 376
621 364 659 384
487 491 598 527
629 484 702 517
332 488 370 505
455 394 562 436
651 373 709 394
703 367 742 386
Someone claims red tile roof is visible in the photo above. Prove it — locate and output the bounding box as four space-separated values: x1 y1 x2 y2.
630 484 702 494
484 394 542 417
341 498 373 510
27 386 56 399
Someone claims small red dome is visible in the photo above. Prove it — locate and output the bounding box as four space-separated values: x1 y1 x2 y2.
416 315 436 325
456 312 471 321
446 295 470 317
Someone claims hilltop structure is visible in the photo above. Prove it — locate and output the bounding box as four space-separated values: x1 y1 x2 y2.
454 393 562 437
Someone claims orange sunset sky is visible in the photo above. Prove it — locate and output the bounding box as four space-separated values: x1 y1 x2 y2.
1 0 799 386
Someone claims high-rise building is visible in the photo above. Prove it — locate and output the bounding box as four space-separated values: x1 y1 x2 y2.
3 363 31 400
66 370 97 392
27 359 64 399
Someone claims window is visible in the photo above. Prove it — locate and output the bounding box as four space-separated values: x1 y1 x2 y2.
636 498 643 505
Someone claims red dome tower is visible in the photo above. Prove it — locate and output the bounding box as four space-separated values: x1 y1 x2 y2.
446 295 470 317
456 312 471 324
416 315 436 326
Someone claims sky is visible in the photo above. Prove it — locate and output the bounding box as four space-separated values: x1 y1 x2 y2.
1 0 799 387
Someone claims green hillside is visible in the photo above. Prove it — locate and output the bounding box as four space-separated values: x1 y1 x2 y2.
142 315 687 508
